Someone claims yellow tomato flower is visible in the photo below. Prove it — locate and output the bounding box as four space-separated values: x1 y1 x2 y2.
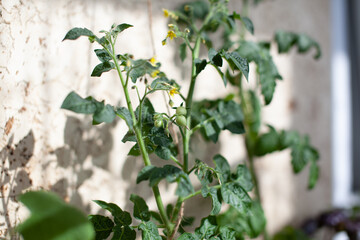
167 30 177 40
169 87 179 97
163 9 169 18
151 70 160 78
149 56 157 66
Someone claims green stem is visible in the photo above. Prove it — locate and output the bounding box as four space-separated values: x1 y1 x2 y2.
169 36 201 236
190 117 215 134
183 37 201 173
109 44 172 233
170 155 183 168
239 79 269 240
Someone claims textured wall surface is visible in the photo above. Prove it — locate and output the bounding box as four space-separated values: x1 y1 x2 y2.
0 0 331 238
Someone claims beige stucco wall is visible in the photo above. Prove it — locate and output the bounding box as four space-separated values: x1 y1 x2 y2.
0 0 331 238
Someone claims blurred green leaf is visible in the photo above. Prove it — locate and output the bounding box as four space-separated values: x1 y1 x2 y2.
273 226 311 240
17 191 94 240
237 41 282 104
180 43 187 62
241 17 254 35
275 31 321 59
254 125 280 156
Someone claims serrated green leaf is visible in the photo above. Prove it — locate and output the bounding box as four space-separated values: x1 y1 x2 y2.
258 59 279 104
129 60 158 83
241 17 254 35
178 233 200 240
139 221 162 240
88 215 114 240
208 187 222 215
176 174 194 197
63 27 96 41
195 217 217 239
116 107 133 129
91 61 115 77
219 226 236 240
237 41 282 105
94 49 112 62
222 51 249 81
192 99 245 143
93 200 132 226
17 191 94 240
231 165 253 192
61 91 97 114
149 127 172 147
149 77 175 92
213 154 231 183
221 182 252 213
195 160 214 187
275 31 297 53
195 58 208 75
130 194 150 221
180 43 187 62
137 165 193 197
275 31 321 59
111 225 136 240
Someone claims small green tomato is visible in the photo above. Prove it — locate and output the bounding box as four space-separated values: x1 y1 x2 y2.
154 119 163 128
176 115 187 127
176 106 187 116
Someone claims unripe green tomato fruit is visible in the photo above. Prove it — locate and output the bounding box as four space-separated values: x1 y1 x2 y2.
176 106 187 116
176 115 187 127
154 119 163 128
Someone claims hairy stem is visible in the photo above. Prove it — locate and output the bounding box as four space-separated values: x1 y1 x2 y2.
183 37 201 173
110 44 173 233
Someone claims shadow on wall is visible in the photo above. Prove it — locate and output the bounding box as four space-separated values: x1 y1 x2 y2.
0 131 34 238
49 116 118 212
